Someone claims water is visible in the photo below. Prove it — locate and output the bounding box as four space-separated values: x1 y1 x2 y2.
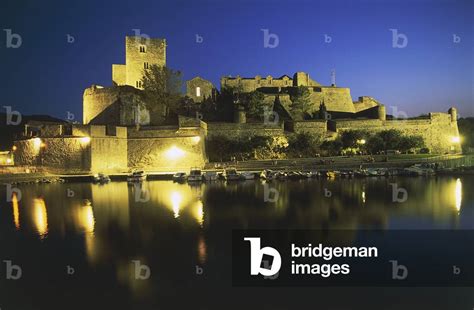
0 176 473 309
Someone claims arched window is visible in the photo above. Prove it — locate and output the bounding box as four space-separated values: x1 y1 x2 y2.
196 87 201 97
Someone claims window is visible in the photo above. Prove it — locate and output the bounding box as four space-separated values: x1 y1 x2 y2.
136 80 143 88
139 45 146 53
144 62 149 69
196 87 201 97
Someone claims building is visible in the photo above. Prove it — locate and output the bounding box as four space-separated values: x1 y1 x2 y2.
12 35 462 174
112 36 166 89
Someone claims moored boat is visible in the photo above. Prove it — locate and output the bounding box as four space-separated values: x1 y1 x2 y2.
225 168 242 181
127 170 147 183
172 172 187 182
203 171 218 181
188 168 203 182
93 173 111 184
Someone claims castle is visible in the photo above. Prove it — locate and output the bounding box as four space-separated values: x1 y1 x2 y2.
12 36 461 173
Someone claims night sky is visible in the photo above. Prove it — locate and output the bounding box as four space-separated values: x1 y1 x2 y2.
1 0 473 121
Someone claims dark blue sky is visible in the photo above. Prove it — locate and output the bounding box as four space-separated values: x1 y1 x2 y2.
1 0 473 121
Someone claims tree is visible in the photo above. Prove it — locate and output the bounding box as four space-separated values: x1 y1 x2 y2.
320 139 343 156
340 130 368 149
318 101 328 120
214 86 239 122
141 65 183 122
378 129 402 149
243 91 266 120
366 135 385 154
289 86 312 120
398 135 425 152
288 132 321 157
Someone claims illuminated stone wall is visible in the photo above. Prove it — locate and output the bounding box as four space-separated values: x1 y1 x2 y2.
206 122 285 140
13 137 91 173
220 75 293 92
336 109 461 153
83 85 148 126
13 125 129 173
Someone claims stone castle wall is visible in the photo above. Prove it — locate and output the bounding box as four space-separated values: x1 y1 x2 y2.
221 75 293 92
309 87 355 114
14 137 91 173
83 85 145 125
206 122 285 140
336 111 461 153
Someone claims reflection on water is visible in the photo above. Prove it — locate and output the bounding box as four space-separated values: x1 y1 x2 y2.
12 192 20 230
0 176 473 305
455 178 462 213
33 198 48 238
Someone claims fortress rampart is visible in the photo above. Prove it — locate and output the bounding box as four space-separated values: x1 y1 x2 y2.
335 110 461 153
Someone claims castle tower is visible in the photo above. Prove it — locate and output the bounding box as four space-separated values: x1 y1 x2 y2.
448 107 457 123
112 36 166 89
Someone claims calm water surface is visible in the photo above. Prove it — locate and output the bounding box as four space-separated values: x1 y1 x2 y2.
0 176 473 309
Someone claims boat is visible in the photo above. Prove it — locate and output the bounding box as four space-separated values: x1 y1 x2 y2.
217 171 227 180
354 169 369 177
287 171 303 180
275 171 288 180
225 168 242 181
203 171 218 181
127 170 147 183
93 173 111 184
404 164 435 176
366 168 380 176
172 172 187 182
188 168 203 182
241 171 256 180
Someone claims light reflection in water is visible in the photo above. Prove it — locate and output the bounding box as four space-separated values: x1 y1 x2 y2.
171 191 182 218
33 198 48 238
197 234 207 264
76 201 95 234
194 200 204 227
455 178 462 213
12 192 20 230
